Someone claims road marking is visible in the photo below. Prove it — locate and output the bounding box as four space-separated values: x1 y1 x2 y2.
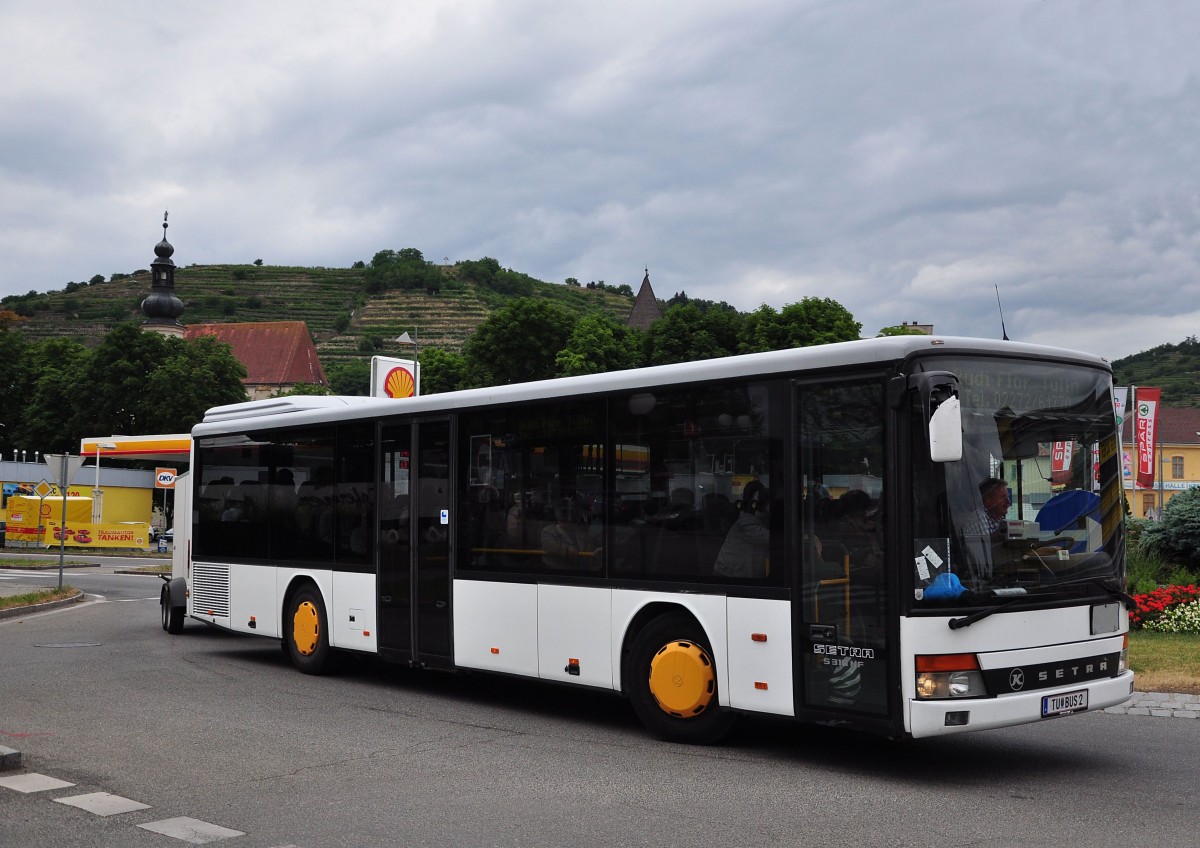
138 816 246 843
55 791 151 816
0 772 75 793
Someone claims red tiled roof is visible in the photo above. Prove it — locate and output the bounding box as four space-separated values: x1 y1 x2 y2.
184 321 327 387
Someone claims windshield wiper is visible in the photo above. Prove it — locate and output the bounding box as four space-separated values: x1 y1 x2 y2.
948 593 1023 630
1042 576 1135 607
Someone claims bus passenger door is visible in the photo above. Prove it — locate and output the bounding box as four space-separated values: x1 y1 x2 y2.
377 419 453 668
378 423 413 661
414 419 452 665
797 380 890 717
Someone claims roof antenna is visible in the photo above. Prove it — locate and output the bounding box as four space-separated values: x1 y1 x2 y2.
994 284 1010 341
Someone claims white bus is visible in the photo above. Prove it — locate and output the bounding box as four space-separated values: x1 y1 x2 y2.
161 335 1133 742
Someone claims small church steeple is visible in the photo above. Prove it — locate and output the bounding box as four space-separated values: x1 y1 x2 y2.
627 267 663 330
141 211 185 337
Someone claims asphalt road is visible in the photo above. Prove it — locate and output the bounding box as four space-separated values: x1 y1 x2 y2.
1 576 1197 848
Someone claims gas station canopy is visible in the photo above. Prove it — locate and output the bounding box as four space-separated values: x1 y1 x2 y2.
79 435 191 465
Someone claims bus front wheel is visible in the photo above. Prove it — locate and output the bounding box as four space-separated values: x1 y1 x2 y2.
626 613 735 744
285 585 333 675
160 585 184 634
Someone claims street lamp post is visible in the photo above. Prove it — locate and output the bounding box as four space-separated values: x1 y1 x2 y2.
396 330 420 397
93 442 117 525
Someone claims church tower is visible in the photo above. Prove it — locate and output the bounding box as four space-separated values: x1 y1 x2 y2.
627 268 663 330
141 212 185 337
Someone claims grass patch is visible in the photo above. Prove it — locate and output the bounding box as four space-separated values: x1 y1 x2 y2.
1128 631 1200 694
0 586 78 611
0 557 91 569
124 564 171 574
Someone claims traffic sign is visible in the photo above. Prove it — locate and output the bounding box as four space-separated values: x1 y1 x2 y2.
43 454 86 488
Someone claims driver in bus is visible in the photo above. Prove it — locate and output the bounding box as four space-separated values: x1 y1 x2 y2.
965 477 1009 538
963 478 1062 581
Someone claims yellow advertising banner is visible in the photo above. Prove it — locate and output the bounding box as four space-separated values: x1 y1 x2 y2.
43 520 151 549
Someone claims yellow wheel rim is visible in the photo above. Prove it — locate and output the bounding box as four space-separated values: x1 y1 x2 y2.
293 600 320 656
648 639 715 717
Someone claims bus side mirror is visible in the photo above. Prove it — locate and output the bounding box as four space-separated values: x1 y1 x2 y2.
902 371 963 463
929 394 962 462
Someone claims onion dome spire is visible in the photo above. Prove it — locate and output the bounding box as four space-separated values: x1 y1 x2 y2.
141 211 185 336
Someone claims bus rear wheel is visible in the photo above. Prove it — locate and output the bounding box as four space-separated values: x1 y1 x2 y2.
627 613 735 744
285 585 334 674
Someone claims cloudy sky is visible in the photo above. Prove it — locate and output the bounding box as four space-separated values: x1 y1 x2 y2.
2 1 1197 360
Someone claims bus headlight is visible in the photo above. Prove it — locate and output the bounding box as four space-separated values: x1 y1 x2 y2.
915 654 987 699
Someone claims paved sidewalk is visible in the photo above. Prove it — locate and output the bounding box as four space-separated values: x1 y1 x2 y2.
1105 690 1199 719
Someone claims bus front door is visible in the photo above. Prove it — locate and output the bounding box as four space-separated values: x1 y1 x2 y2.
378 419 453 667
797 380 891 718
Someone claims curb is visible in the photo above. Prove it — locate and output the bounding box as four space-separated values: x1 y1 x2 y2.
1107 690 1200 719
0 745 20 770
0 589 86 621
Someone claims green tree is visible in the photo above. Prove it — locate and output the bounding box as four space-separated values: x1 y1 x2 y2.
742 298 861 352
326 359 371 395
420 347 478 394
16 337 91 453
275 382 332 397
645 303 741 365
70 324 169 436
0 327 36 455
456 257 501 287
141 335 249 433
877 324 928 337
463 298 577 384
365 247 441 294
556 313 644 376
62 325 247 439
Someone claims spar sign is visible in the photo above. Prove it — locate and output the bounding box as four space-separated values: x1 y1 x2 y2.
155 468 178 489
1135 389 1161 489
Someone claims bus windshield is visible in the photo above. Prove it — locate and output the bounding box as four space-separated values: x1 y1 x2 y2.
909 356 1124 610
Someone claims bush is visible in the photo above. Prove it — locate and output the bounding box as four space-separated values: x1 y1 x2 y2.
1127 542 1175 594
1141 487 1200 569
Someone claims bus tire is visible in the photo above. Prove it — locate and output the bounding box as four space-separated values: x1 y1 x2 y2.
161 585 184 634
626 613 736 745
284 585 334 675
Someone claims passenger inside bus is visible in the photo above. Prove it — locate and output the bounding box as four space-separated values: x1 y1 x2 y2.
712 481 771 578
540 499 598 569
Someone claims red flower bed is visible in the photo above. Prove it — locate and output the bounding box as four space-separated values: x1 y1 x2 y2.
1130 584 1200 629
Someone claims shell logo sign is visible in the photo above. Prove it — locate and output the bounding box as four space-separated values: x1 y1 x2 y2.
369 355 419 398
384 366 416 399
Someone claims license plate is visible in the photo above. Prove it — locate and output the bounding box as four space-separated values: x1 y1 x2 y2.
1042 689 1088 717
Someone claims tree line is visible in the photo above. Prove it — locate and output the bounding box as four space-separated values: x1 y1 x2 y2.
317 293 876 396
0 253 914 456
0 318 248 456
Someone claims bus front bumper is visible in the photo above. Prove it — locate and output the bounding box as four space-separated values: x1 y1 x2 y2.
907 671 1135 738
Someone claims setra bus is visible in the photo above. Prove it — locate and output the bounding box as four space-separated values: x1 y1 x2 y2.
160 335 1134 742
